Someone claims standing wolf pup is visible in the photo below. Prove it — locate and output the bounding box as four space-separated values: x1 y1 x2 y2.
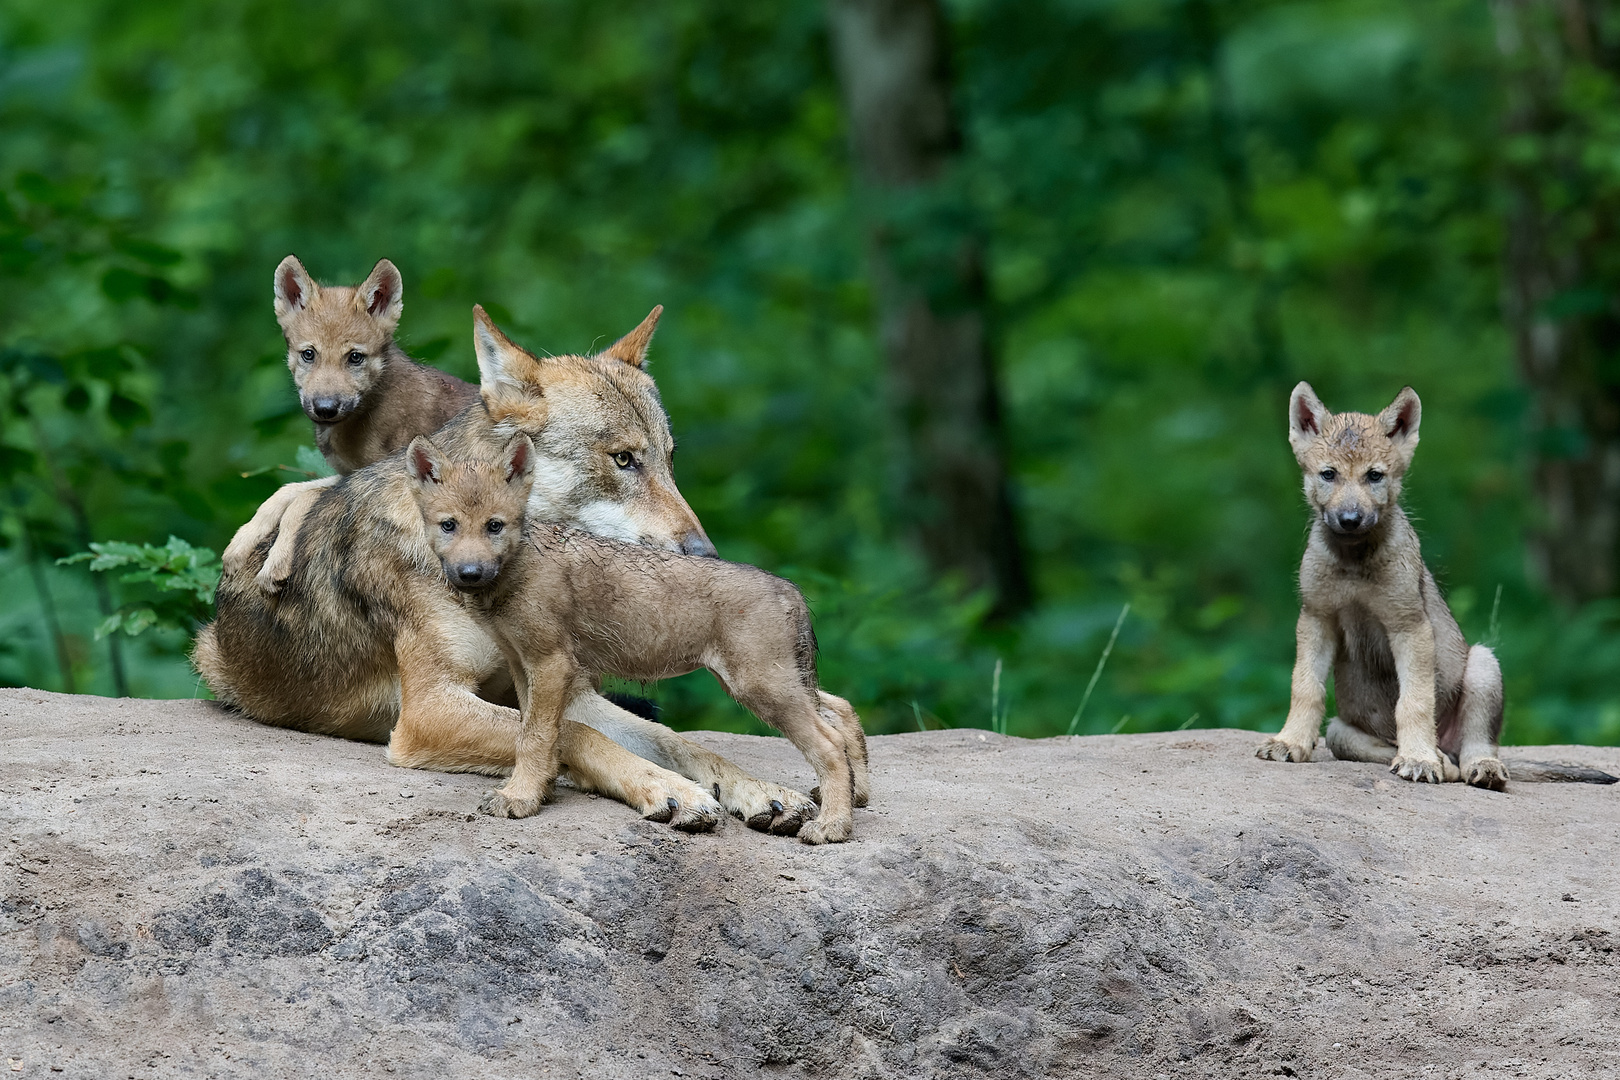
1257 383 1509 789
223 256 477 593
404 431 870 844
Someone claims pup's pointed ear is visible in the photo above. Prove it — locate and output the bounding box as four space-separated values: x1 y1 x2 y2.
1378 386 1422 468
356 259 403 331
504 434 535 485
473 305 530 394
406 436 446 485
601 305 663 368
274 256 317 326
1288 381 1330 459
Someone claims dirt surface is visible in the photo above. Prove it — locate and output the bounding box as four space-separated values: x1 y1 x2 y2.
3 688 1619 1079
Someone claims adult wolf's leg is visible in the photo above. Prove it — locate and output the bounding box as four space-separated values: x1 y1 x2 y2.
567 692 817 835
221 476 339 578
1448 646 1507 791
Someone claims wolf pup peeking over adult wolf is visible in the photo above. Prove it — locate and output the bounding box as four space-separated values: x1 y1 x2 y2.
223 256 478 592
403 429 870 844
1257 383 1510 789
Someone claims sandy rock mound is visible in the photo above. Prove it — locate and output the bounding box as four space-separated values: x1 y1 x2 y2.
3 688 1618 1079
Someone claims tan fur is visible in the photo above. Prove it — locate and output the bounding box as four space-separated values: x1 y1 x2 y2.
221 257 480 591
1257 383 1509 790
197 308 823 835
405 433 871 843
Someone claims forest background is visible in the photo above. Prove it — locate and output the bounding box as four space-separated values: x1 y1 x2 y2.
5 0 1620 744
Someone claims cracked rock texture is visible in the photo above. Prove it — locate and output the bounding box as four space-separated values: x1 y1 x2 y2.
3 687 1619 1079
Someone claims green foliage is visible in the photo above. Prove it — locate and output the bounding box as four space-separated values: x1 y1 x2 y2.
57 536 218 638
3 0 1620 743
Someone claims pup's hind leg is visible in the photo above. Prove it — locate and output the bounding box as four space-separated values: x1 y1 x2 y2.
816 692 870 808
1450 645 1507 791
735 683 855 845
255 477 340 594
567 691 816 835
1327 718 1460 781
221 476 338 577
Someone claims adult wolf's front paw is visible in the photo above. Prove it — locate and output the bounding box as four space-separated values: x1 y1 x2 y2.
1390 753 1445 784
797 814 851 846
1463 757 1509 792
724 779 818 837
635 773 721 833
480 788 543 819
1256 737 1312 763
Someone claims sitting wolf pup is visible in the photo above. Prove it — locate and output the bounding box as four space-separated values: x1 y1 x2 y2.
1257 383 1509 789
403 430 871 844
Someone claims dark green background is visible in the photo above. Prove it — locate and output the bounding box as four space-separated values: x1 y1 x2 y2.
4 0 1617 743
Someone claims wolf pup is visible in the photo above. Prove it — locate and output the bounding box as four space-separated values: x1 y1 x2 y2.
404 430 871 844
1257 383 1509 790
222 256 479 592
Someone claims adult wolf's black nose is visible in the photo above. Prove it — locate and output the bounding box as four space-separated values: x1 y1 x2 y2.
310 397 342 422
679 530 717 558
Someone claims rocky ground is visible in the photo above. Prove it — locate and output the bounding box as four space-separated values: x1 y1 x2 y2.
3 688 1619 1079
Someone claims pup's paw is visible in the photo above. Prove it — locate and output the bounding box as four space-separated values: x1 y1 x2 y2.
1390 753 1445 784
1463 757 1509 792
712 777 816 837
1256 737 1312 763
480 787 543 819
797 814 852 846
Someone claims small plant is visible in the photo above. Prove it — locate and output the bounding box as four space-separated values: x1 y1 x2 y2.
58 535 219 638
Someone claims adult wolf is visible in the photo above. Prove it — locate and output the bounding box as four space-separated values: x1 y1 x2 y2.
196 306 822 833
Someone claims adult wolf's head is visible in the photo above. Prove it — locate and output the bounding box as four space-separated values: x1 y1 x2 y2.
470 305 715 557
1288 381 1421 539
274 255 404 426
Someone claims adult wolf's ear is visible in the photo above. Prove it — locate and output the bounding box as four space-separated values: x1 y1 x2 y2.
1287 381 1330 460
273 256 317 327
1378 386 1422 470
406 436 447 485
473 305 534 395
601 305 663 369
503 434 535 485
356 259 403 332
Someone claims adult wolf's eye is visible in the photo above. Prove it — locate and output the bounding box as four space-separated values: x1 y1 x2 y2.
1319 468 1337 482
299 348 315 363
440 519 457 534
486 519 504 535
347 350 365 365
612 451 635 469
1367 469 1385 483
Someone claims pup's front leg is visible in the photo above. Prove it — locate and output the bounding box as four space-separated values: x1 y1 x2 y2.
1259 611 1334 764
482 652 575 818
1388 621 1445 784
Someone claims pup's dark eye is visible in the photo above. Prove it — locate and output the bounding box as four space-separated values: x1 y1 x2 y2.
486 520 504 535
299 348 315 363
1319 468 1337 482
439 519 457 534
1367 469 1385 483
612 451 635 469
347 350 365 365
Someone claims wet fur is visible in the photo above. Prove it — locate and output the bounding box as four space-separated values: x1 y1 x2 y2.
407 434 870 843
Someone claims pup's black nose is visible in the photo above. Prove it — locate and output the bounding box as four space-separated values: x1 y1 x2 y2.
310 397 343 422
453 563 494 588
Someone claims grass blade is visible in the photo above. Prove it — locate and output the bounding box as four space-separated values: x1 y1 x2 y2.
1066 603 1130 737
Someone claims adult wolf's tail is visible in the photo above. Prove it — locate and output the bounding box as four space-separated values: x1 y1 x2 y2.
1504 759 1619 784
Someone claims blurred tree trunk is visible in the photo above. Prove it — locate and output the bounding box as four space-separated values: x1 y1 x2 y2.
826 0 1031 618
1494 0 1620 603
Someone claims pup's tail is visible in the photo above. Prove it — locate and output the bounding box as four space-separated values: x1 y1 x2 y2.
1503 759 1619 785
